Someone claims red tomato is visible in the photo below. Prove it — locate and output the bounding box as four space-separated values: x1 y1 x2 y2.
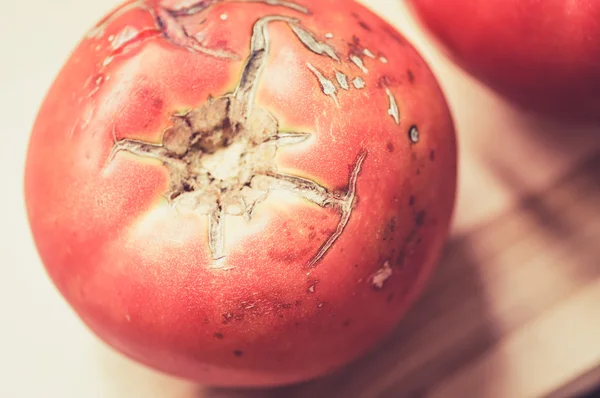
409 0 600 119
24 0 456 387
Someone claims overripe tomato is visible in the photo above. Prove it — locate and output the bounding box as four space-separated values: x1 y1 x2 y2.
409 0 600 120
24 0 456 387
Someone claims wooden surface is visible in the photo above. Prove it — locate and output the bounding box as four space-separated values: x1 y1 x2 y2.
2 1 600 397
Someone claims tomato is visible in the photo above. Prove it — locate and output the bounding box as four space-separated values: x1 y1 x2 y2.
24 0 456 387
409 0 600 120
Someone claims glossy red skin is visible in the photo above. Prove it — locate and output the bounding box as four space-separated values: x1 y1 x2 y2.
410 0 600 119
25 0 456 387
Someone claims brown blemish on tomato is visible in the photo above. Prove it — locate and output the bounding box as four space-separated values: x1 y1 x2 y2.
382 216 397 241
394 210 427 268
407 69 415 84
386 142 395 152
430 150 436 161
214 332 224 340
358 21 372 31
416 211 426 227
348 35 363 57
233 350 244 357
409 195 415 206
395 250 406 267
376 75 398 88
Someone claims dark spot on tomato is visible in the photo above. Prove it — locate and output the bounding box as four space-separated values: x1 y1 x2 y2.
347 35 363 56
233 350 244 357
309 225 315 231
382 216 397 241
279 314 285 319
359 21 372 31
416 211 426 226
386 142 395 152
295 300 302 307
152 96 163 111
395 251 405 267
409 196 415 206
416 169 421 175
354 264 359 268
407 69 415 83
294 322 301 327
417 237 423 244
203 318 209 324
387 293 395 303
214 332 224 340
389 217 396 232
308 231 317 241
342 319 352 327
377 75 397 88
430 150 436 161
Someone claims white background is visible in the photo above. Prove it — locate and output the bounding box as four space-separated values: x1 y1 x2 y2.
2 0 599 397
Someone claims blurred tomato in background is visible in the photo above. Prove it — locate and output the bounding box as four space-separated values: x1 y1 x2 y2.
409 0 600 120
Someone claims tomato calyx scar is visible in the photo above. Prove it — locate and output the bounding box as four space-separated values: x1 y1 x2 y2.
104 3 368 269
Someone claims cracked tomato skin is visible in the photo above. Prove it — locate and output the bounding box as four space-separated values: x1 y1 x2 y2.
409 0 600 120
24 0 456 387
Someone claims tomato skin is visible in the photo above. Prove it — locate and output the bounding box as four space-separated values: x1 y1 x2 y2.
409 0 600 119
24 0 456 387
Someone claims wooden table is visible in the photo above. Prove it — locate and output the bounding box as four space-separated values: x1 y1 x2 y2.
3 1 599 397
